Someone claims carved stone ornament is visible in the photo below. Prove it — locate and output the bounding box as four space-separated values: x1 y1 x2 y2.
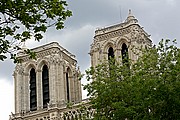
15 64 24 75
49 54 62 64
95 27 131 42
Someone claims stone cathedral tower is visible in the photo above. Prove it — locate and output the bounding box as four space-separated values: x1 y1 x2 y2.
10 42 82 120
10 10 153 120
90 10 152 66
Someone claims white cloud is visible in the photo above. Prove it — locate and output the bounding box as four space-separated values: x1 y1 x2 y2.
0 79 14 120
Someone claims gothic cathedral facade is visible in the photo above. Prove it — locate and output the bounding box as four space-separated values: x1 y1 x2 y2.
10 10 152 120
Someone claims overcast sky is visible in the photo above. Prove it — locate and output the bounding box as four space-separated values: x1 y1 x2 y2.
1 0 180 119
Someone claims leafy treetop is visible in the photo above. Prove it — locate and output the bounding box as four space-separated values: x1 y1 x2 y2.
0 0 72 62
84 39 180 120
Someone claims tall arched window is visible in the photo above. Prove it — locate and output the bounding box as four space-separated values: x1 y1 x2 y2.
108 47 114 60
66 68 70 102
30 68 37 111
42 65 49 108
121 43 129 64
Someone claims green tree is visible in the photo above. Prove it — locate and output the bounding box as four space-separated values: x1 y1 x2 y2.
84 39 180 120
0 0 72 62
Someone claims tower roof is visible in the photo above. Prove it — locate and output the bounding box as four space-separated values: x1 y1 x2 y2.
17 42 76 62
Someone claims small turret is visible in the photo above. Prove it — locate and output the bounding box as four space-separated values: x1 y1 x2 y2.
125 9 138 23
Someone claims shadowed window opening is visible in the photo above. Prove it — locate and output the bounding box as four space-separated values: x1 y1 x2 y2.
30 68 37 111
121 43 129 64
42 65 49 108
108 47 114 60
66 68 70 102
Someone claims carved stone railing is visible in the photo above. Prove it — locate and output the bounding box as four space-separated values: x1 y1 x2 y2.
9 99 95 120
61 107 95 120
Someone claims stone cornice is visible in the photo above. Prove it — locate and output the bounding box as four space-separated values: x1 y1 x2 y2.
90 23 152 55
62 52 77 66
94 20 151 44
95 18 138 37
93 24 151 45
94 24 140 42
10 99 91 120
17 42 77 63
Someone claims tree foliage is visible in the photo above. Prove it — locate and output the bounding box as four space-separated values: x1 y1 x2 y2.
84 39 180 120
0 0 72 62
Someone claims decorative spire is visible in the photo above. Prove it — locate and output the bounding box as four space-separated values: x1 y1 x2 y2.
128 9 132 16
125 9 137 22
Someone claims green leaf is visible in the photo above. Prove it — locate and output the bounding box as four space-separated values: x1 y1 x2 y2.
0 0 72 62
84 39 180 119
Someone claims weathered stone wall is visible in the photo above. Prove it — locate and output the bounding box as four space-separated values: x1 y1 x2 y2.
90 10 152 67
10 99 94 120
12 42 82 117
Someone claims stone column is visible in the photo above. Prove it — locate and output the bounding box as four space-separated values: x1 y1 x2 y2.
94 52 97 67
24 73 29 112
56 62 62 102
70 76 74 102
74 76 78 102
63 69 67 101
75 77 81 102
14 72 19 113
49 62 56 104
59 63 65 101
37 69 42 110
54 63 58 103
73 75 76 102
16 73 23 113
90 53 93 67
119 48 122 63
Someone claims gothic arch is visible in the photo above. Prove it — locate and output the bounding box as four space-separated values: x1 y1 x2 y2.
42 64 50 108
116 37 130 50
66 67 72 76
23 62 38 112
102 41 115 54
66 67 72 102
37 59 49 71
29 68 37 111
24 62 37 75
36 59 50 108
64 62 73 76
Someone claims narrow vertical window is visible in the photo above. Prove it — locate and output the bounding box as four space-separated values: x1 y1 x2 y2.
30 68 37 111
42 65 49 108
66 68 70 102
108 47 114 60
121 43 129 64
108 47 115 76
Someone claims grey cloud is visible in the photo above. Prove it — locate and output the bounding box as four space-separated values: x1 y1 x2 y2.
43 24 95 72
1 1 180 118
2 0 180 82
1 0 180 98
